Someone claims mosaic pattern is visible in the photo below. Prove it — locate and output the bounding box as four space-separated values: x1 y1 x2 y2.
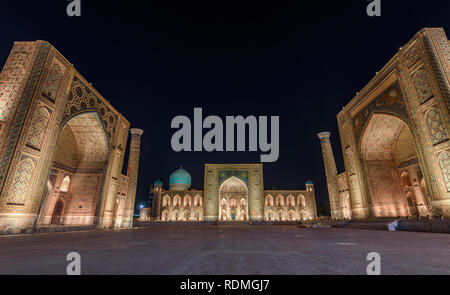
362 114 406 161
26 107 50 150
41 63 63 103
218 170 248 187
404 44 421 69
438 151 450 192
0 45 34 122
66 113 108 165
64 77 118 145
425 108 449 145
6 158 34 205
427 28 450 84
353 83 407 141
413 66 434 104
0 42 49 194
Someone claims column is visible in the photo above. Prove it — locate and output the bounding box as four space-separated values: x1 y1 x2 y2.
122 128 143 228
317 132 343 219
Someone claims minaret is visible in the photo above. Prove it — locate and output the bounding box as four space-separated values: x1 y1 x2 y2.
317 132 342 219
305 181 317 219
122 128 144 228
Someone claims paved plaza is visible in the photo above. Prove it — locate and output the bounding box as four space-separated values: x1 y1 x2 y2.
0 226 448 275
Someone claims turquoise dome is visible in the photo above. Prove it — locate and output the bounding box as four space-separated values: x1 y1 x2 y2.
154 179 163 187
169 168 192 185
305 180 314 185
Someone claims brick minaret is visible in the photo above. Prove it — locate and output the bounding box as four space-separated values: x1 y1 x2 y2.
122 128 143 228
317 132 342 219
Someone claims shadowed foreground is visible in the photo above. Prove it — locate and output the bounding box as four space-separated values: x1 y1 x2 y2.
0 226 449 275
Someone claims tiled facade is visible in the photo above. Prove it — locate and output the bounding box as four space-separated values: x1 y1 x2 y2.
152 164 317 222
320 28 450 219
0 41 142 234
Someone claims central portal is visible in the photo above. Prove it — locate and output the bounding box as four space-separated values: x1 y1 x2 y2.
219 176 249 221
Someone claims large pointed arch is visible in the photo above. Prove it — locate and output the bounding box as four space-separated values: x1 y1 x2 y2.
218 176 249 221
38 112 109 226
360 113 427 217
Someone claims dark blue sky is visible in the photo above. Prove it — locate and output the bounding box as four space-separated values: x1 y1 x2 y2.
1 0 449 210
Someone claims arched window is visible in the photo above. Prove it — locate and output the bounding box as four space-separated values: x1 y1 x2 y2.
184 195 192 207
194 210 202 221
172 210 180 221
298 195 306 207
276 195 284 206
266 210 274 221
60 175 71 192
194 195 202 206
240 198 247 207
287 195 295 207
266 195 274 206
173 195 181 207
162 210 169 221
183 210 190 221
162 195 171 207
288 209 296 221
277 210 285 221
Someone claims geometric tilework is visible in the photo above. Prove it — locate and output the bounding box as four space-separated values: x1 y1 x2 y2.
64 77 118 146
413 66 434 104
66 113 108 165
438 151 450 192
361 114 406 161
0 42 49 195
26 107 50 150
6 158 34 205
352 83 407 141
404 43 420 69
41 63 63 103
0 45 34 122
425 108 449 145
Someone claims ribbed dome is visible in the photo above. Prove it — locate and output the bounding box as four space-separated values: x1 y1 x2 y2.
169 167 191 191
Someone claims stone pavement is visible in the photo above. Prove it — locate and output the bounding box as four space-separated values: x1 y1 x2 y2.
0 225 448 274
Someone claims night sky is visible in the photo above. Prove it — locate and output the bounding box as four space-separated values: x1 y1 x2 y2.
1 1 449 212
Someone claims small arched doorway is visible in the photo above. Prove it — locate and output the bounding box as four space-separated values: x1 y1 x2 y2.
51 199 64 225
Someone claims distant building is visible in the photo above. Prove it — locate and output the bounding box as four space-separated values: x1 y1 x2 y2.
151 164 317 222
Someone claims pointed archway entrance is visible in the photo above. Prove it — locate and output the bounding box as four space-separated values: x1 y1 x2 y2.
218 176 249 222
361 113 431 217
38 112 109 226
